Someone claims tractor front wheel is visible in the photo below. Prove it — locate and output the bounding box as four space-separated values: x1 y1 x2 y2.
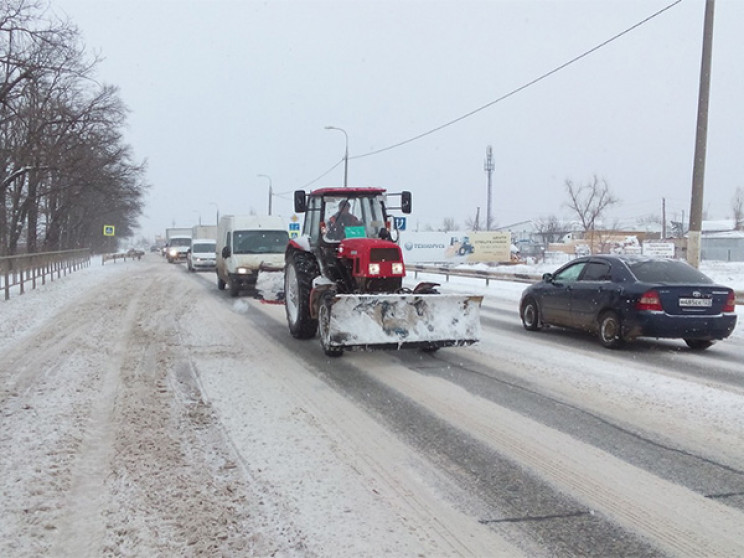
318 292 343 357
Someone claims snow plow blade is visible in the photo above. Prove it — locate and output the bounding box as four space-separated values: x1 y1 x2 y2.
255 264 285 303
321 293 483 350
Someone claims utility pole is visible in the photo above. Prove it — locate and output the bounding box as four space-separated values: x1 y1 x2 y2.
662 197 667 239
484 146 494 231
688 0 715 268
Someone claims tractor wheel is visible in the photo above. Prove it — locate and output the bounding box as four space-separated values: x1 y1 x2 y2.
598 310 624 349
318 292 343 357
285 251 319 339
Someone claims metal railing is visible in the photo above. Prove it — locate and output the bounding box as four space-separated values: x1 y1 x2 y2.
0 249 91 301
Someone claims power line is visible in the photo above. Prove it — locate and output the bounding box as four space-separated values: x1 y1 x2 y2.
350 0 683 160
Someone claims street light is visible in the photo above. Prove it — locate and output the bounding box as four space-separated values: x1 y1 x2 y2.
209 202 219 225
257 174 273 215
324 125 348 187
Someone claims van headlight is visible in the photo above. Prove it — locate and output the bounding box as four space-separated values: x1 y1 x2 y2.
237 267 251 275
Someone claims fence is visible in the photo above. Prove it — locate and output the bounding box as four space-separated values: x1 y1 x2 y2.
0 249 91 301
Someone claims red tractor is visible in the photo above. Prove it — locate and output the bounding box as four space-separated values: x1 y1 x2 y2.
284 187 482 356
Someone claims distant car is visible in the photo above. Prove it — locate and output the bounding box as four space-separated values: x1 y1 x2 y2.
126 248 144 259
519 255 737 350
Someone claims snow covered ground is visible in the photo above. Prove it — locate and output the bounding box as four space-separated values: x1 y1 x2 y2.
0 256 742 556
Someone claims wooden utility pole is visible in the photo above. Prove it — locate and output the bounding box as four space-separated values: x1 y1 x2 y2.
687 0 715 268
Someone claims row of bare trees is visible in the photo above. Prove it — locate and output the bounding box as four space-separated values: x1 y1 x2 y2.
0 0 147 255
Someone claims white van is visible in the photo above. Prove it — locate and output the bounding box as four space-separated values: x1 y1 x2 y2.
216 215 289 297
187 238 217 271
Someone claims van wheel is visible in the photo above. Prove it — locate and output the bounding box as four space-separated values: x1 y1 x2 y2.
229 279 240 297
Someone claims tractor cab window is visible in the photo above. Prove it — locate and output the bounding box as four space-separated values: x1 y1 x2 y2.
323 196 388 242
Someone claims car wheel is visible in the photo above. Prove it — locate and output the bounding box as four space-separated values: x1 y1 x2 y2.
598 310 624 349
684 339 714 350
520 297 541 331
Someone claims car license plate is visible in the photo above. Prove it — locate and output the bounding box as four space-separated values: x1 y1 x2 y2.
679 298 712 307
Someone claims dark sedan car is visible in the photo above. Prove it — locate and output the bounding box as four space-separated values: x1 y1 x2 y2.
519 255 737 349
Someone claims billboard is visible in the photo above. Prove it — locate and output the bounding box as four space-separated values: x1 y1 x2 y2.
400 231 511 264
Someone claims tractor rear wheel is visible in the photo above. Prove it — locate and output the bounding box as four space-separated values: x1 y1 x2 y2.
285 251 319 339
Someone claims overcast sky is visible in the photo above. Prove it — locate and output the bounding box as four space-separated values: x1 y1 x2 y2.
50 0 744 240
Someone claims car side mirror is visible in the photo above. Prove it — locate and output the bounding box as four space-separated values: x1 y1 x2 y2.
221 246 231 258
542 272 553 282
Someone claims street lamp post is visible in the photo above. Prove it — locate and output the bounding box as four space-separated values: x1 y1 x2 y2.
209 202 219 225
257 174 273 215
325 125 348 187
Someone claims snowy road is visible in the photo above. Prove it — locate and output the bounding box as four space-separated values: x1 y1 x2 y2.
1 255 743 556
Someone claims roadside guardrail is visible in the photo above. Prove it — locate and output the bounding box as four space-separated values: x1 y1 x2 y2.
0 249 91 301
409 264 744 305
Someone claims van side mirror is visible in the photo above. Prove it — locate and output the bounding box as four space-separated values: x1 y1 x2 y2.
294 190 307 213
222 246 231 258
401 191 412 214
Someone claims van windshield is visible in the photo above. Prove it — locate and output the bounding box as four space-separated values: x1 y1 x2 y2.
233 230 289 254
192 242 215 253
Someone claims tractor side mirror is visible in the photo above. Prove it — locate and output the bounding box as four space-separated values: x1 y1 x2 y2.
401 191 412 214
294 190 307 213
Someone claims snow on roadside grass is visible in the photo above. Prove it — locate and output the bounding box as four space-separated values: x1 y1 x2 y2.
0 261 132 354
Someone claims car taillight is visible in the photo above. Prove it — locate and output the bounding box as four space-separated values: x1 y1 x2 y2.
723 291 736 313
636 290 663 311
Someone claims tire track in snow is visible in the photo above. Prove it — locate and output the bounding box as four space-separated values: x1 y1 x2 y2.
365 360 744 557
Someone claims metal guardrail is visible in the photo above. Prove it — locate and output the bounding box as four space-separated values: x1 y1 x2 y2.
409 264 744 305
0 249 91 301
101 250 144 264
410 264 542 286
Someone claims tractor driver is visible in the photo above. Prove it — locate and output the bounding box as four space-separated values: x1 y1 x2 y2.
327 200 361 240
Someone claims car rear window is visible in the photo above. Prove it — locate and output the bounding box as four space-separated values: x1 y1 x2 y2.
628 259 713 284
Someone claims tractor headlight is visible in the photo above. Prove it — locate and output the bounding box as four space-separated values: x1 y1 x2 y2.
391 262 404 275
368 263 380 275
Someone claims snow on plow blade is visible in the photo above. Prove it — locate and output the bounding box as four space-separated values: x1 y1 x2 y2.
255 264 284 302
323 293 483 350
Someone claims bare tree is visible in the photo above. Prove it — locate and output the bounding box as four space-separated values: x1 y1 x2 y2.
534 214 564 244
0 1 147 255
440 217 457 233
564 175 619 253
732 187 743 231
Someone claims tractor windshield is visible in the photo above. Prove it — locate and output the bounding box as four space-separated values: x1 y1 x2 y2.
323 196 387 242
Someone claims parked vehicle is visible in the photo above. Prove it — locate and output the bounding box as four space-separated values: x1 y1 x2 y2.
216 215 288 297
519 255 738 349
285 186 483 356
187 239 217 271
